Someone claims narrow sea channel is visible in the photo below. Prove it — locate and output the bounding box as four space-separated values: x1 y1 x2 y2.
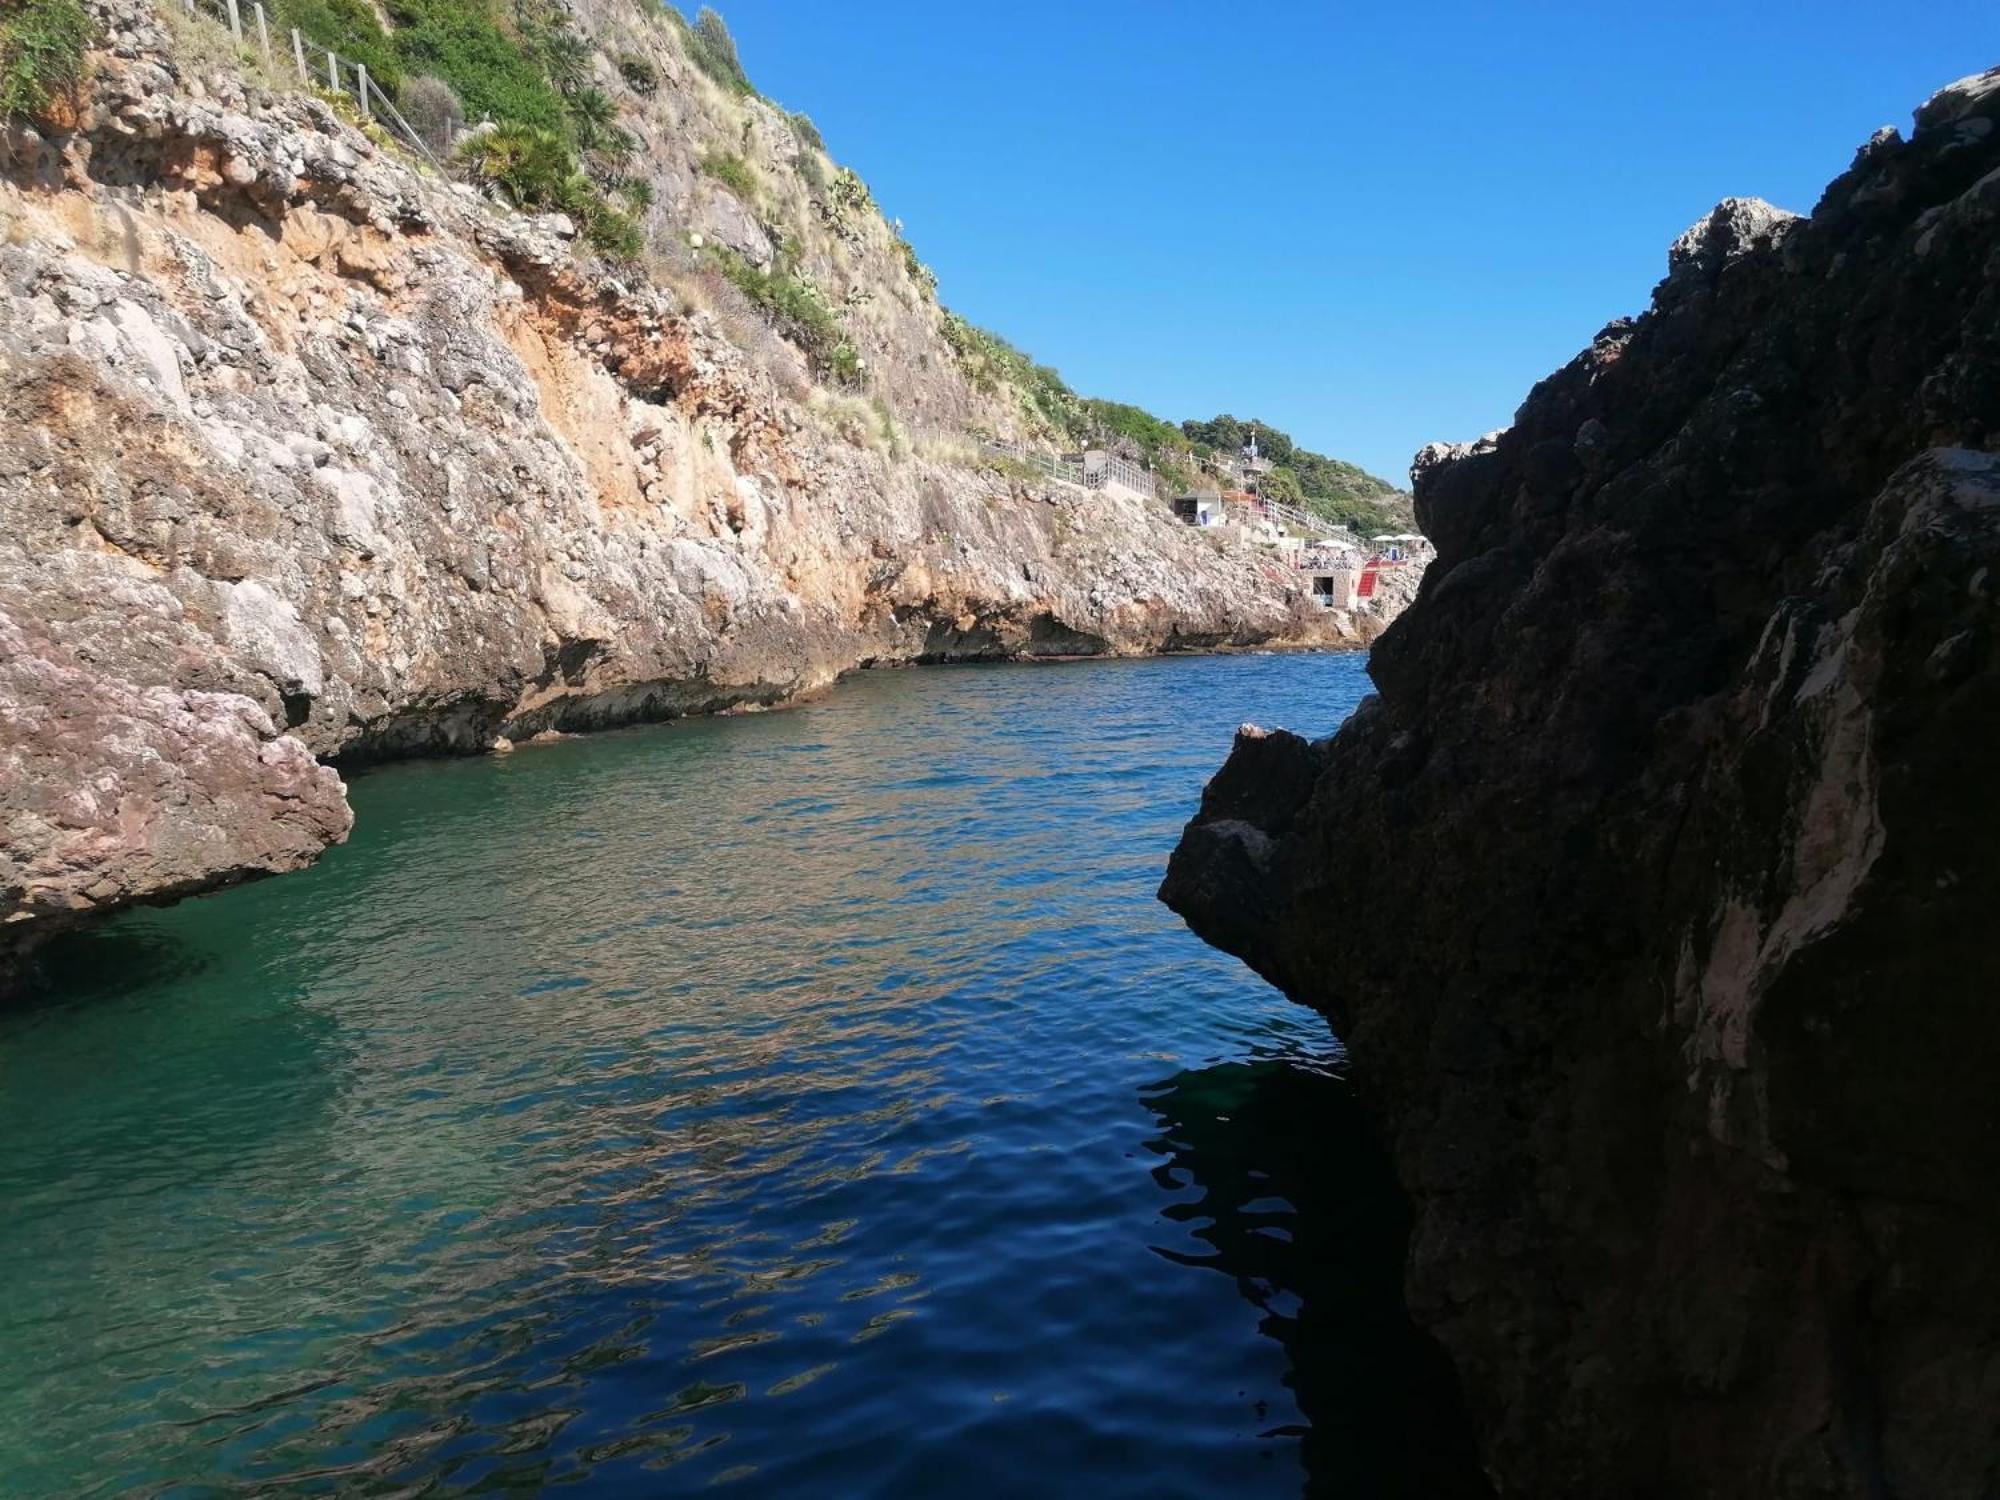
0 653 1481 1497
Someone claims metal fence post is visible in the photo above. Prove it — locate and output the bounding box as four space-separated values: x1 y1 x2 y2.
356 63 370 117
326 49 337 91
291 26 306 80
224 0 241 43
253 2 271 63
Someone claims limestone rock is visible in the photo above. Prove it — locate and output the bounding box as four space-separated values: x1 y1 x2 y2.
0 600 351 949
0 0 1370 965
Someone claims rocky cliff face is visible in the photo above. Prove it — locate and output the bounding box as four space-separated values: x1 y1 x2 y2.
0 0 1362 962
1165 70 2000 1498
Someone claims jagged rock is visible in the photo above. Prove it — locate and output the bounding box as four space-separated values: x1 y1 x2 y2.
1164 68 2000 1500
1665 195 1799 282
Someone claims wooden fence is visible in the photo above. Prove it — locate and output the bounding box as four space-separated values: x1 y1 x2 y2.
175 0 446 170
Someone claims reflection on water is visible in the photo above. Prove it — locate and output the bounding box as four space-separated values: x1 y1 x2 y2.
0 653 1476 1496
1143 1057 1490 1497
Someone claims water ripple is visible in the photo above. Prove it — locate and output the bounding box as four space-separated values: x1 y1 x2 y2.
0 654 1479 1497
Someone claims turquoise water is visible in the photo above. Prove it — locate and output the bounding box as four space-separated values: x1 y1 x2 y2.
0 654 1481 1497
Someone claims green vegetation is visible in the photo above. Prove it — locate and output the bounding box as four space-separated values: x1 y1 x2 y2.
261 0 646 256
1082 399 1184 462
827 165 872 213
270 0 402 93
898 238 937 298
1078 399 1204 494
455 121 642 256
869 396 903 458
454 118 568 197
698 147 756 200
787 110 822 152
927 329 1402 524
396 74 462 154
941 314 1082 434
709 244 859 384
615 50 657 92
1294 488 1407 535
1182 413 1406 527
668 5 753 96
383 0 565 132
0 0 92 121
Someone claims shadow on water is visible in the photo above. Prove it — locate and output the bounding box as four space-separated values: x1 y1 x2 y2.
8 922 219 1012
1142 1054 1492 1499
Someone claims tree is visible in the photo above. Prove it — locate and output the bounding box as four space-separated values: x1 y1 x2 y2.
1259 466 1304 504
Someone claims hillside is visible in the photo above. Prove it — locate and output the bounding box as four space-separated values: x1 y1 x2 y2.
0 0 1387 965
30 0 1399 523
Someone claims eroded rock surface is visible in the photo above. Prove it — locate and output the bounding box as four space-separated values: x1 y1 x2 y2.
1165 69 2000 1498
0 600 351 936
0 0 1362 963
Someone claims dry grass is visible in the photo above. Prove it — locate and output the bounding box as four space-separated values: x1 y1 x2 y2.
642 239 812 402
913 431 981 467
156 0 291 92
808 388 894 455
0 196 34 247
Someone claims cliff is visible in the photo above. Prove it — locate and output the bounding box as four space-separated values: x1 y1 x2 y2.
1164 69 2000 1498
0 0 1368 962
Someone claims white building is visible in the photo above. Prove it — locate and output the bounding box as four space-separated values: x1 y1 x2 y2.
1172 493 1226 527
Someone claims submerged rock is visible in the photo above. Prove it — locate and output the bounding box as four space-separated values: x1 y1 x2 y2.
1165 68 2000 1499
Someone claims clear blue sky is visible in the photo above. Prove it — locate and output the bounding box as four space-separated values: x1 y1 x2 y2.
702 2 1997 484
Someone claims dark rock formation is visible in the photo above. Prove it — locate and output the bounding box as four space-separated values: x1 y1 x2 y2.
1163 69 2000 1499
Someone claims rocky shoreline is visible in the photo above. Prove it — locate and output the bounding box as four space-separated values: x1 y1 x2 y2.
0 1 1397 970
1165 68 2000 1499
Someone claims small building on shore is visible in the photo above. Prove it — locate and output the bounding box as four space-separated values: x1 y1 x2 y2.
1298 537 1364 610
1372 532 1434 563
1172 492 1225 527
1306 566 1358 609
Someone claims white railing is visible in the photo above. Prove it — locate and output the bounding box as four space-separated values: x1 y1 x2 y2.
1086 450 1156 500
976 437 1087 488
174 0 446 170
969 438 1158 500
1259 496 1355 541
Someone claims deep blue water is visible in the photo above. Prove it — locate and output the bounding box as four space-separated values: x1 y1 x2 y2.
0 653 1481 1497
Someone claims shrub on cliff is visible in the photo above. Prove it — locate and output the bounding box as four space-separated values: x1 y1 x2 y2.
455 122 640 257
899 238 938 299
383 0 568 135
942 313 1083 436
271 0 402 94
1084 399 1187 463
397 73 462 155
456 120 569 201
0 0 93 123
708 244 859 384
671 6 753 96
698 148 756 200
566 190 642 258
615 50 657 93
